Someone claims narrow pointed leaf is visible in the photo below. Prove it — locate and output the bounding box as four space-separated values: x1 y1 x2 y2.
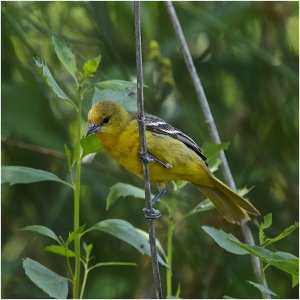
228 239 299 279
202 226 249 255
106 183 153 210
23 258 68 299
45 245 75 258
20 225 61 245
263 222 299 247
67 225 86 244
259 213 273 245
292 274 299 287
89 261 137 272
247 280 278 297
83 55 101 79
2 166 72 188
34 57 69 101
136 228 167 259
83 242 93 260
85 219 167 267
191 199 215 214
52 35 78 84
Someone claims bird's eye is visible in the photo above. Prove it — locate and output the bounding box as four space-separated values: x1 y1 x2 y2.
103 117 110 124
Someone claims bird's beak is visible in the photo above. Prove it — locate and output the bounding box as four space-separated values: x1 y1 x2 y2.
85 124 102 137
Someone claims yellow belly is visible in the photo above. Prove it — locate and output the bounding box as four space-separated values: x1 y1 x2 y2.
97 121 212 187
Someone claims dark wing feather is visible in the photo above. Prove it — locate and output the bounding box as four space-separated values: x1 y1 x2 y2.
133 112 207 162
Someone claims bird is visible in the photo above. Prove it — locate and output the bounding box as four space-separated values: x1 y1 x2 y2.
85 100 260 224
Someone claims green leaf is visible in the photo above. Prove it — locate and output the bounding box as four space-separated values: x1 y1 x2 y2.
34 57 70 101
202 142 230 161
83 242 93 260
84 219 167 267
202 142 230 173
2 166 72 188
263 222 299 247
45 245 75 258
247 280 278 297
64 144 72 173
228 239 299 281
20 225 61 245
178 199 215 225
23 258 68 299
90 80 138 111
259 213 273 245
89 261 137 272
52 35 78 84
106 183 152 210
191 199 215 213
67 225 86 244
80 134 105 158
83 55 101 79
136 228 167 259
175 283 181 298
292 274 299 287
201 226 249 255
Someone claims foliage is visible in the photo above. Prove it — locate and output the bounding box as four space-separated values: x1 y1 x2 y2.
2 1 298 299
202 215 299 297
2 34 162 298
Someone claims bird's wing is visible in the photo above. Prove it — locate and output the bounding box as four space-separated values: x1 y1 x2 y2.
133 112 207 162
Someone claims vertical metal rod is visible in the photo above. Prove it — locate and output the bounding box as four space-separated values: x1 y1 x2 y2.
134 2 163 298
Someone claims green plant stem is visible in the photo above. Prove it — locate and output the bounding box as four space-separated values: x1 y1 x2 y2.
166 221 173 296
65 246 74 281
79 262 89 299
73 90 83 299
166 192 176 297
259 258 267 299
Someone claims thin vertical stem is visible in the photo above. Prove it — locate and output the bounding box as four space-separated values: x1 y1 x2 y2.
164 1 270 298
166 222 173 297
134 2 163 299
166 193 176 297
73 90 83 299
79 264 89 299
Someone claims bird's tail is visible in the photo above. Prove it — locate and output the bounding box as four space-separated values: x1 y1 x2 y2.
198 176 260 224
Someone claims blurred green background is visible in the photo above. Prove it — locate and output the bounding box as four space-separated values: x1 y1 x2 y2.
2 1 298 298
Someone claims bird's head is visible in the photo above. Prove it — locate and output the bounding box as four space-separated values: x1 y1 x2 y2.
85 100 129 137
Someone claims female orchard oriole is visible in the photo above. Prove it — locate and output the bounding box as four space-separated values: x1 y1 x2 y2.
86 100 260 224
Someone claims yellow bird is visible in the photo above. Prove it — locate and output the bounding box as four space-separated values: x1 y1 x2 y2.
86 100 260 224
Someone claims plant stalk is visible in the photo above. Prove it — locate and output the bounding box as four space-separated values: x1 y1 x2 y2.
79 263 89 299
166 219 174 296
73 90 83 299
259 258 267 299
164 2 270 297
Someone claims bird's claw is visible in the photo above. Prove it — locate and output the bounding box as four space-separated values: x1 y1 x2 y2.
138 151 155 163
138 151 173 169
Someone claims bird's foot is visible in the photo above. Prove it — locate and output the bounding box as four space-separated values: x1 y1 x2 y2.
138 151 173 169
138 151 155 163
